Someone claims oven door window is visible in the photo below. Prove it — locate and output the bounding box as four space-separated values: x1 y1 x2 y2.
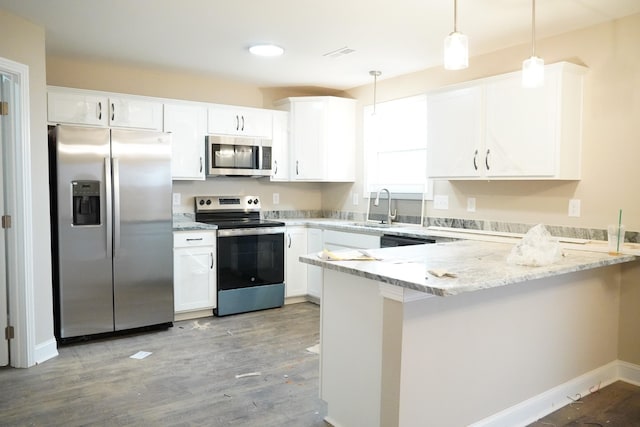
217 233 284 291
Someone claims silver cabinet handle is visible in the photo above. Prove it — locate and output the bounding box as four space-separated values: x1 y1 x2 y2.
111 102 115 121
235 115 239 131
485 149 490 170
186 238 203 241
296 160 299 176
473 149 478 171
113 158 120 255
210 252 214 269
241 115 245 131
288 234 292 248
104 158 112 258
98 102 102 120
199 156 203 173
274 160 278 175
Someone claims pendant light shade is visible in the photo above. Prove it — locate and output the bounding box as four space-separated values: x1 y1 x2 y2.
444 0 468 70
522 0 544 87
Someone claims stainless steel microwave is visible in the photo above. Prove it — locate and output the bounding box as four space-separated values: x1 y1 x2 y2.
206 135 272 177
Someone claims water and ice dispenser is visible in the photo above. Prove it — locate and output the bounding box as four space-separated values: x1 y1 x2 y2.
71 180 100 226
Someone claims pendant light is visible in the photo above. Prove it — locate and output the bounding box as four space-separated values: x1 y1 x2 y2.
369 70 381 114
443 0 468 70
522 0 544 88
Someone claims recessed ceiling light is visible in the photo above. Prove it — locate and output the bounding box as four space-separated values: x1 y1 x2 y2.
249 44 284 57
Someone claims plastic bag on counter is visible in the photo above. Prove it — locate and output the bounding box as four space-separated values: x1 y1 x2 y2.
507 224 562 267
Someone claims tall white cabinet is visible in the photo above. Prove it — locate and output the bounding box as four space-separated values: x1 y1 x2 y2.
275 96 356 182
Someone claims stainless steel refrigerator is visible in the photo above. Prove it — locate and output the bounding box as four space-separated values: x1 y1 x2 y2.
49 124 173 341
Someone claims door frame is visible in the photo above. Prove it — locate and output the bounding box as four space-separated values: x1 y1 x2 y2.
0 56 36 368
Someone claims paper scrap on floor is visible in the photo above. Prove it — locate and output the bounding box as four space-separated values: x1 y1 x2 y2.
306 343 320 354
235 372 261 379
130 351 152 360
318 249 379 261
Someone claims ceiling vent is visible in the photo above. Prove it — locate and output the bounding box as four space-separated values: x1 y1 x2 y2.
323 46 356 59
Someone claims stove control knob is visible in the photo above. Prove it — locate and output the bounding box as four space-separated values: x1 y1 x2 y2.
206 199 212 205
247 199 253 204
198 199 205 205
253 198 259 205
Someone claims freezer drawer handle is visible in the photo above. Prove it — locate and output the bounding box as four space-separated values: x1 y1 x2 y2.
186 238 203 242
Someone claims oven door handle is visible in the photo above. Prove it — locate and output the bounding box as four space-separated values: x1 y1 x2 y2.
217 227 285 237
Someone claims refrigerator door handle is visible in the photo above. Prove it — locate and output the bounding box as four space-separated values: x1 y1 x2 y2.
113 157 121 255
105 157 113 258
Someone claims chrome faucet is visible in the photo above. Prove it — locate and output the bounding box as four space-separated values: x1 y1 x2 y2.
374 188 397 225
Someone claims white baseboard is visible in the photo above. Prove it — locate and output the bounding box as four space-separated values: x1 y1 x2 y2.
34 338 58 365
471 360 640 427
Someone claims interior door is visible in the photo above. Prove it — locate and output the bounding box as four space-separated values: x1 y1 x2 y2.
0 72 10 366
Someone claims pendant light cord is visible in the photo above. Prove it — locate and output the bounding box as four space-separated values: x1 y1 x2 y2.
531 0 536 57
453 0 458 33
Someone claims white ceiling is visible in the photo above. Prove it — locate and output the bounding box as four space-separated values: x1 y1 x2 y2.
1 0 639 90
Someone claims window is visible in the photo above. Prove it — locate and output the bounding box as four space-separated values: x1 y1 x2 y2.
363 94 432 199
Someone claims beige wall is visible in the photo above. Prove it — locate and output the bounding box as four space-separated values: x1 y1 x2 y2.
0 10 53 352
335 13 640 232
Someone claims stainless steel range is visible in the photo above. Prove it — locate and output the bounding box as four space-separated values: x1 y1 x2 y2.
194 195 285 316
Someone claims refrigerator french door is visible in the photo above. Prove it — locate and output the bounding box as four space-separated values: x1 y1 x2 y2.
51 125 173 340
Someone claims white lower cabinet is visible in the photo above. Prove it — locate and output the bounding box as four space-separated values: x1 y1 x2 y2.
285 226 308 297
306 228 324 299
173 231 216 314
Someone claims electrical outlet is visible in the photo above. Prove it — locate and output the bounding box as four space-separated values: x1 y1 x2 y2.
467 197 476 212
273 193 280 205
172 193 181 206
352 192 359 206
568 198 581 217
433 195 449 210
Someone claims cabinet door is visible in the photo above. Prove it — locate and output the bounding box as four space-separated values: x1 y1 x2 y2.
173 246 216 312
109 97 163 130
306 228 323 299
164 103 207 180
47 91 108 126
484 73 558 177
291 99 325 180
324 97 356 182
207 106 272 138
427 86 483 178
285 227 308 297
271 111 290 181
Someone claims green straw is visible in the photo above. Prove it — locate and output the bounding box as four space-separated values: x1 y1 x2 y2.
617 208 623 253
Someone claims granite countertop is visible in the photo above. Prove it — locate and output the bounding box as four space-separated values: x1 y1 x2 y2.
299 239 636 297
172 214 217 231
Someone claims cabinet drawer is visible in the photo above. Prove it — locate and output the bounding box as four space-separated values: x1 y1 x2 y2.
173 231 216 247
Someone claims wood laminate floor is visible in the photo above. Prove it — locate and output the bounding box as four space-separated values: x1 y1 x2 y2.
0 302 328 427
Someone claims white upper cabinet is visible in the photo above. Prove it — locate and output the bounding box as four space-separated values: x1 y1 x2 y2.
207 105 273 138
164 102 207 181
47 90 109 127
47 87 163 130
427 62 586 180
275 96 356 182
108 96 163 130
271 110 290 181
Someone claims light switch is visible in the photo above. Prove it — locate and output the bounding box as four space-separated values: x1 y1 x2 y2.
352 192 359 206
467 197 476 212
568 199 581 217
273 193 280 205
